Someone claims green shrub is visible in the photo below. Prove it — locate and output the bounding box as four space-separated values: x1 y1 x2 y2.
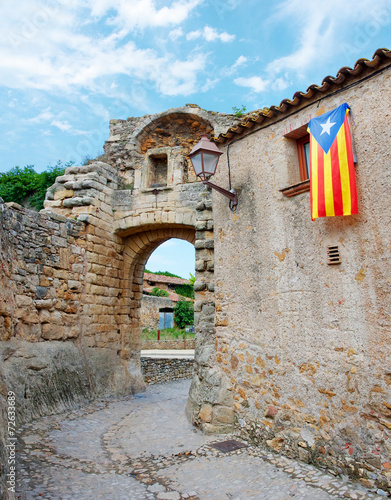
174 301 194 329
150 287 169 297
0 161 72 211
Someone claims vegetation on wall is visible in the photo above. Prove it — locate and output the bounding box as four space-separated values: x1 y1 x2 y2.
174 284 194 299
150 287 169 297
0 162 71 211
174 300 194 329
232 105 247 117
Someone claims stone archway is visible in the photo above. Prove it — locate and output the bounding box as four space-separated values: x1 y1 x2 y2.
116 224 195 390
35 105 238 430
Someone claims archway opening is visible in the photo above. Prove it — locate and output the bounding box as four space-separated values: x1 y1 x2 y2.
142 238 195 342
145 238 195 281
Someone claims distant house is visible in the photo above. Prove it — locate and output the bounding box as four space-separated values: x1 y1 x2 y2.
141 273 192 330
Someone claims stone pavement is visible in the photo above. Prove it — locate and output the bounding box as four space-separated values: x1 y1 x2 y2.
15 379 388 500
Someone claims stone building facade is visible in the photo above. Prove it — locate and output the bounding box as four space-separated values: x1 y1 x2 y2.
1 49 390 497
187 49 391 491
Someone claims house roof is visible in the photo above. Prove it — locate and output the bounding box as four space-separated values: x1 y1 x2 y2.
143 272 190 286
213 48 391 145
143 285 192 302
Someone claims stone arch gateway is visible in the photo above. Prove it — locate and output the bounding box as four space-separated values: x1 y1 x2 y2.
0 105 239 436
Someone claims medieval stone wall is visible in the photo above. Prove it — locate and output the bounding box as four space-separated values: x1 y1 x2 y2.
0 105 239 435
200 67 391 490
141 358 194 385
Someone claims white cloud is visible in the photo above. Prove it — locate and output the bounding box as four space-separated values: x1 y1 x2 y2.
157 54 207 95
272 76 290 91
89 0 203 31
187 26 235 42
25 109 54 123
0 1 208 98
223 55 248 77
267 0 391 76
234 76 269 93
51 120 72 132
169 27 184 40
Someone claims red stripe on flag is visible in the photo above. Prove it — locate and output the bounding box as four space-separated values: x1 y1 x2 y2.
317 143 326 218
343 117 358 214
330 138 343 216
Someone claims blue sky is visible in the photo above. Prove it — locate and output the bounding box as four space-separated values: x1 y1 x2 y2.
0 0 390 277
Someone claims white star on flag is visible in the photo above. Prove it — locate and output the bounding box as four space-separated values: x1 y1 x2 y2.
320 116 336 136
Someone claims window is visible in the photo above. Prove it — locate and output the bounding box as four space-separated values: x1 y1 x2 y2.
297 135 310 180
280 124 311 197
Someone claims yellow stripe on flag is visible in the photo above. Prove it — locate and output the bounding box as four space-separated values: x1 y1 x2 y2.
311 138 318 220
336 123 352 215
323 149 335 217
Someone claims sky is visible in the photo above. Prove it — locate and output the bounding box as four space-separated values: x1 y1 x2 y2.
0 0 390 277
146 239 195 279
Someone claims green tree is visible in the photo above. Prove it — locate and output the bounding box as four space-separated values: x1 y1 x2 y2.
150 287 169 297
0 161 72 211
174 301 194 329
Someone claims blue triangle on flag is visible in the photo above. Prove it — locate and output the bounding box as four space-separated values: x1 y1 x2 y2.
308 103 350 154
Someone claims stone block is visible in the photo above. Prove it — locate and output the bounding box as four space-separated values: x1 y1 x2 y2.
15 295 33 307
42 324 65 339
194 280 207 291
195 260 206 271
213 405 235 425
53 189 74 200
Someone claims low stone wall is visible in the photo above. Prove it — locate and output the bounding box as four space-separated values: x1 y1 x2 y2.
141 339 195 350
141 358 194 385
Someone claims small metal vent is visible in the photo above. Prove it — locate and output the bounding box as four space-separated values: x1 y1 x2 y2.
211 440 248 453
327 245 342 265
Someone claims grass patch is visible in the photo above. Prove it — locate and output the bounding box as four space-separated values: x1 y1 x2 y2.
142 327 195 341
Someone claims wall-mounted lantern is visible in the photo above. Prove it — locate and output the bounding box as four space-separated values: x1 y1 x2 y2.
189 134 238 208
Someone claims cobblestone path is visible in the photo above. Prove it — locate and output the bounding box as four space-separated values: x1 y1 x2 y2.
16 380 386 500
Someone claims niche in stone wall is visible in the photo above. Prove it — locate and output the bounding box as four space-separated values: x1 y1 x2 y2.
138 145 185 191
149 153 168 187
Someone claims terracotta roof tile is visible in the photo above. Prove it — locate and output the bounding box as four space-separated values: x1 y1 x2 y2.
143 272 190 285
214 48 391 144
143 285 192 302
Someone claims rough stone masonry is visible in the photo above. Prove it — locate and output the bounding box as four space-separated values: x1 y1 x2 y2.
1 49 391 499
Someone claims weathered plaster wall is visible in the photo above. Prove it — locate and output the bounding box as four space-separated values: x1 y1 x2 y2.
204 69 391 490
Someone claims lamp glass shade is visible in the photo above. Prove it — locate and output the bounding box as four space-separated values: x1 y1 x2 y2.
202 152 219 178
190 152 203 177
189 134 223 180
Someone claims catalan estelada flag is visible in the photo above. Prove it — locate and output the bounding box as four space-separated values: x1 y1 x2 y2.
308 103 358 220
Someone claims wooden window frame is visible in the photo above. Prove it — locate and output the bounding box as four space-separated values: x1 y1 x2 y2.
280 126 311 197
297 134 310 181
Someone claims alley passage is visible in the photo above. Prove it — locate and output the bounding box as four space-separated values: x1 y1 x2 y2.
16 380 382 500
